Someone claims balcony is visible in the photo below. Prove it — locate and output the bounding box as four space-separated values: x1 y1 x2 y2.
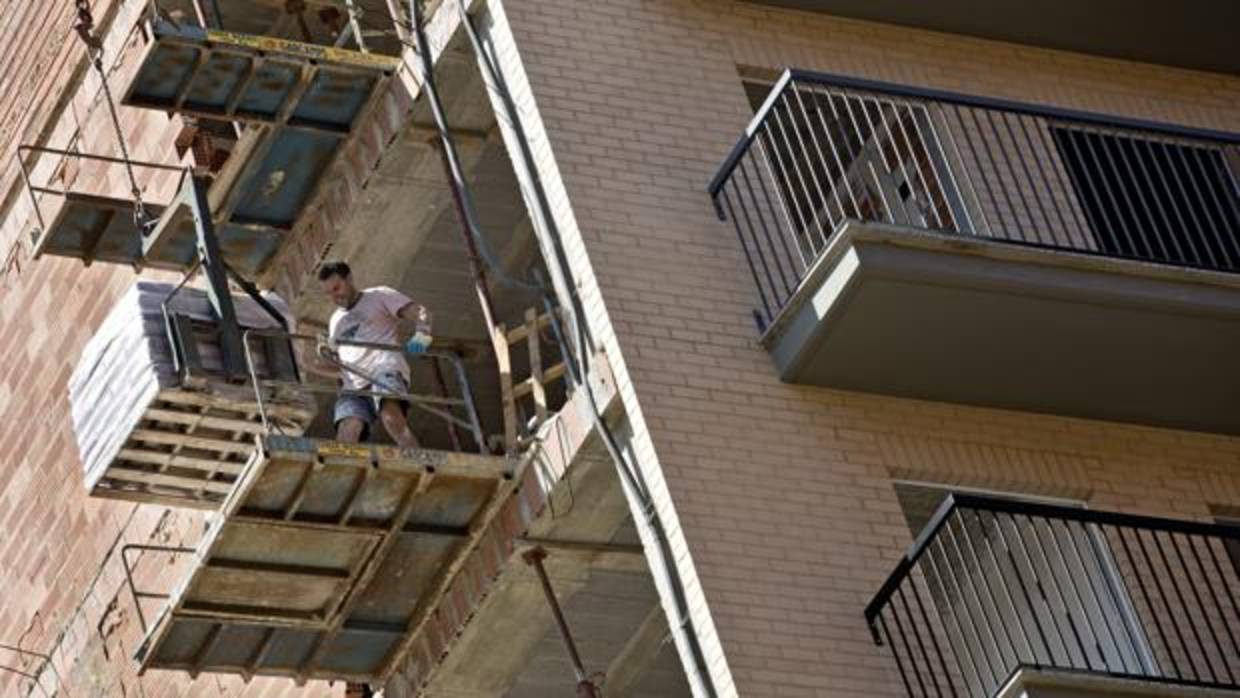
865 494 1240 698
709 69 1240 434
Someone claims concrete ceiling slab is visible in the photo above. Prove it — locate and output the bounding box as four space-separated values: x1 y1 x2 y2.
748 0 1240 75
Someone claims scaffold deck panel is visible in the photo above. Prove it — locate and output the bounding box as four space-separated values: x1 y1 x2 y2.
123 21 400 131
32 192 167 267
136 436 521 683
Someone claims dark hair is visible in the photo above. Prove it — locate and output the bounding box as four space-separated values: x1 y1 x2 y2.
317 261 352 281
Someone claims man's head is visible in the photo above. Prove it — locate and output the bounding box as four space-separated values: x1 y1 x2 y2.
317 261 357 308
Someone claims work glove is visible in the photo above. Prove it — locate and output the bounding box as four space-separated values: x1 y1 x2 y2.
405 329 432 355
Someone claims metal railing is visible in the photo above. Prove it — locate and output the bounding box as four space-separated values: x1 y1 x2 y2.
709 69 1240 326
865 494 1240 697
16 144 185 244
242 329 488 453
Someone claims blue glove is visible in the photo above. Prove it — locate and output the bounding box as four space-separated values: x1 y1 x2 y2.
405 330 432 355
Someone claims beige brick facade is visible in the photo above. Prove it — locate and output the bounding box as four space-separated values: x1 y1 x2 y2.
483 1 1240 696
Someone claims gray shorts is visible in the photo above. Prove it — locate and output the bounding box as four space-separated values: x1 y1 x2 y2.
333 371 411 427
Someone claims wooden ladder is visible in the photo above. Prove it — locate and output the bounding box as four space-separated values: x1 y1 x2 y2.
494 307 568 452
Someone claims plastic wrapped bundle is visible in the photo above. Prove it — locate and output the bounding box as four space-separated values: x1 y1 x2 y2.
69 280 316 509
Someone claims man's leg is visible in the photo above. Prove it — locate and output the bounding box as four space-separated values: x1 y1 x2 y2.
334 395 374 443
378 399 419 449
336 416 366 442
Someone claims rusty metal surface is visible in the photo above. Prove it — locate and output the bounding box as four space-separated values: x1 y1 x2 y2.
135 436 522 683
32 193 167 267
28 20 396 276
123 20 399 127
142 196 286 277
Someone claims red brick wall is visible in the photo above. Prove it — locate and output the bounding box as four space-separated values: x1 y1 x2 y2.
0 2 338 695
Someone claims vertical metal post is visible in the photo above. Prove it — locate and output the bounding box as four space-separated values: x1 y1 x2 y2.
430 358 464 451
343 0 369 52
190 0 223 29
185 174 246 379
522 548 600 698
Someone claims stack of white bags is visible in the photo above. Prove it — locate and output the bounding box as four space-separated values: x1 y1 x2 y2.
68 280 293 491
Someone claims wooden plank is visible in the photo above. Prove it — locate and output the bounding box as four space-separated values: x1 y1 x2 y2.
505 311 554 345
102 468 235 494
525 308 547 424
512 363 565 398
156 384 315 422
89 485 219 510
493 323 517 452
145 408 267 435
130 428 256 455
118 448 246 474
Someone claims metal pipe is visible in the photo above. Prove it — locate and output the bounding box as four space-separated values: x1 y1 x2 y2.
121 544 196 633
522 548 599 698
343 0 369 52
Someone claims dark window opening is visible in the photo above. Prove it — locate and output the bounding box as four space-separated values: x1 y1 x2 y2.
1051 127 1240 271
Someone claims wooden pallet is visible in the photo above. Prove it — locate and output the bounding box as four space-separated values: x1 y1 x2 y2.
86 383 316 510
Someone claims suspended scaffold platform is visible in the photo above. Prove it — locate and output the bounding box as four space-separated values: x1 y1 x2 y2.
18 22 405 509
133 435 524 684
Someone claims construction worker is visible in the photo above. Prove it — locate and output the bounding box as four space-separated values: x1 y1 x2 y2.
315 261 432 449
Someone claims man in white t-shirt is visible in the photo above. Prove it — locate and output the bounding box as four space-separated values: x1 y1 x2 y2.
315 261 432 448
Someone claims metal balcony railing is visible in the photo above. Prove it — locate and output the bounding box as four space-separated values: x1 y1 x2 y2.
709 69 1240 326
864 494 1240 697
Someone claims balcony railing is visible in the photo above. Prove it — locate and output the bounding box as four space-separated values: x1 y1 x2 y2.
865 494 1240 697
709 69 1240 326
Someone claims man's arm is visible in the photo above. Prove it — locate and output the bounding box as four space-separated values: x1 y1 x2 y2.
302 340 345 379
397 302 432 332
397 301 433 354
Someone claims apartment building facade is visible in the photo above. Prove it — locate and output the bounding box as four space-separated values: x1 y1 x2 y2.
0 1 1237 697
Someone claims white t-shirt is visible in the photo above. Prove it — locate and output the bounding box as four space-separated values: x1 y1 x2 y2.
328 286 413 390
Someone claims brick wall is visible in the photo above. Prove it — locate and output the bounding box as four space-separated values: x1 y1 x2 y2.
0 2 338 695
482 1 1240 696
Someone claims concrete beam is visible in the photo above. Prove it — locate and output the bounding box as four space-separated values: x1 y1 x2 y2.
517 539 647 575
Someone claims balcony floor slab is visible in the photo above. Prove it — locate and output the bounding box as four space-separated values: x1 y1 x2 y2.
764 221 1240 435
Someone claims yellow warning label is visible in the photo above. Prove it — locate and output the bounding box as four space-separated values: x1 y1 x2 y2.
204 30 401 71
317 442 373 459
